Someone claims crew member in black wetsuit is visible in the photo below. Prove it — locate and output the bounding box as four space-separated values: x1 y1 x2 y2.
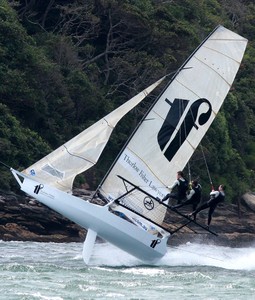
189 184 225 227
161 171 188 204
171 180 202 216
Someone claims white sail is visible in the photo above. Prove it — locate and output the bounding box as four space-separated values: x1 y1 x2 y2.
99 25 248 224
22 76 166 192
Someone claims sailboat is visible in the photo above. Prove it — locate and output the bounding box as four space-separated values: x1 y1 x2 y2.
11 25 247 264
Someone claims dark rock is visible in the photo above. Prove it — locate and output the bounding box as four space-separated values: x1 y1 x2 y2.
166 201 255 247
0 189 86 243
242 192 255 212
0 189 254 247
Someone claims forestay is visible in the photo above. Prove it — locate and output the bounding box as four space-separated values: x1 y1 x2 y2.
99 25 248 225
22 76 166 193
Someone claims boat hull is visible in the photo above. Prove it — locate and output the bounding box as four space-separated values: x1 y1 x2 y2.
18 174 168 262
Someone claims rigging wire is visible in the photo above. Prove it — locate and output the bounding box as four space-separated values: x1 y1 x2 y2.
0 161 11 169
177 99 192 183
186 166 192 187
183 99 213 188
182 101 192 184
200 144 214 190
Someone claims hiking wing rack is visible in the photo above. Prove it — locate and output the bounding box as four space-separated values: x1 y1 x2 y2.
115 175 218 236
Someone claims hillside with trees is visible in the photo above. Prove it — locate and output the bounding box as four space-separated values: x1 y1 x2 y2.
0 0 255 203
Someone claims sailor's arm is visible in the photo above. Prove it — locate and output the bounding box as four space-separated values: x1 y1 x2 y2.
210 190 220 198
186 189 195 200
167 179 179 190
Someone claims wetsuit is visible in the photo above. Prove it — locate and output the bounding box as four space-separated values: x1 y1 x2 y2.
162 177 188 204
191 190 225 226
173 184 201 210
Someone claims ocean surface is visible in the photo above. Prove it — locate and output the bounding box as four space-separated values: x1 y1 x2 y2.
0 240 255 300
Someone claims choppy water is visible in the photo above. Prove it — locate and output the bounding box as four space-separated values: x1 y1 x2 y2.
0 240 255 299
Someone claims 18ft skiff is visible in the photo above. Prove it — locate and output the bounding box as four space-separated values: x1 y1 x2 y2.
11 25 247 263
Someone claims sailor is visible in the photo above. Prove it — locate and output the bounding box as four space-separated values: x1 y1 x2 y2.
171 180 202 215
188 184 225 227
161 171 189 204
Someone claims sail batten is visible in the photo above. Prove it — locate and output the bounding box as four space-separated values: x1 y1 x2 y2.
202 45 244 62
192 55 237 85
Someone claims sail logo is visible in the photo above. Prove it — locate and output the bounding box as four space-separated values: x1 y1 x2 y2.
34 184 44 194
150 239 161 248
157 98 212 161
30 169 36 176
143 197 154 210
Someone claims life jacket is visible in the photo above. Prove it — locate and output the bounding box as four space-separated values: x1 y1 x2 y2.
217 192 225 203
177 178 189 199
191 185 202 203
208 191 225 205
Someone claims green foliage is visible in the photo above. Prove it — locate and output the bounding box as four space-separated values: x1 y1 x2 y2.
0 103 52 190
0 0 254 200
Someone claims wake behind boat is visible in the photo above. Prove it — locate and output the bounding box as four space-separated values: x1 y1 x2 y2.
10 25 247 264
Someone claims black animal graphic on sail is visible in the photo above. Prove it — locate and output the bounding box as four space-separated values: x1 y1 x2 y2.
157 98 212 161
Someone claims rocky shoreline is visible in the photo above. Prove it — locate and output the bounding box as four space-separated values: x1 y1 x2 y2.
0 190 87 243
0 189 255 248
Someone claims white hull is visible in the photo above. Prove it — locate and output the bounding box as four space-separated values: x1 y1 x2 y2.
13 170 168 263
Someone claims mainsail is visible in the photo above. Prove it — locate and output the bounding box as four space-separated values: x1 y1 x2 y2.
99 25 248 225
22 76 166 192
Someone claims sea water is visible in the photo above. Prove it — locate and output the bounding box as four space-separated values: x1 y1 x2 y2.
0 240 255 300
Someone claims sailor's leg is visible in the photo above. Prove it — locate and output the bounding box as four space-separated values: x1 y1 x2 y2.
161 193 170 202
172 198 190 209
172 203 183 209
192 201 199 211
192 202 199 220
207 205 216 226
189 202 209 219
169 193 180 205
